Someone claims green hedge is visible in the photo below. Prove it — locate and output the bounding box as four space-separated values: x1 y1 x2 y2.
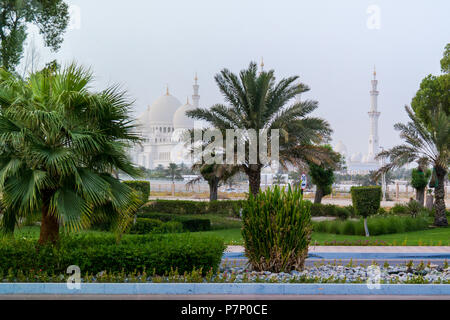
129 218 163 234
313 214 430 236
123 180 150 203
308 202 353 219
141 199 245 217
0 234 224 275
351 186 382 217
130 215 211 233
181 219 211 232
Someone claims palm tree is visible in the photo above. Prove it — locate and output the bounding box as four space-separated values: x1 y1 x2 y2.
165 163 182 183
0 64 142 243
376 106 449 226
188 163 239 201
186 62 332 196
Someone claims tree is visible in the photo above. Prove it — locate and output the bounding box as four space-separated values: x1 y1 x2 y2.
165 163 182 182
0 0 69 72
411 44 449 130
189 163 239 201
376 106 449 227
410 160 431 206
0 64 142 243
187 62 332 197
308 145 342 203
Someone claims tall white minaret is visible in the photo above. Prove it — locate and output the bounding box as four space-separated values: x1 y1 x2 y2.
367 66 380 162
192 73 200 108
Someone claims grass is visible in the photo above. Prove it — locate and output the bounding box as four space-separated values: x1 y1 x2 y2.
9 224 450 246
194 227 450 246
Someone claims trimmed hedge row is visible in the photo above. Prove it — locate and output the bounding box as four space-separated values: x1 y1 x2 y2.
129 217 210 234
309 202 354 219
313 214 430 236
123 180 150 203
141 200 245 217
0 234 224 275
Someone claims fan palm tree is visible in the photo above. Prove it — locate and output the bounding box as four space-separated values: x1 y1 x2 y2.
0 64 142 243
186 62 332 196
376 105 449 226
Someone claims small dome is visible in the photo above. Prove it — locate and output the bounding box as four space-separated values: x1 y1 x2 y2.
173 101 196 129
351 152 362 162
334 141 348 157
148 93 181 124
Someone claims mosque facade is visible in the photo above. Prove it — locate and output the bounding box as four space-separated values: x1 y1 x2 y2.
129 76 200 169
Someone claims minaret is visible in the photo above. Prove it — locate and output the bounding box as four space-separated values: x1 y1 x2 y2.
192 73 200 108
367 67 380 162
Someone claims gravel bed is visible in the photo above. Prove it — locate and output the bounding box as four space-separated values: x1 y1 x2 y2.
217 264 450 284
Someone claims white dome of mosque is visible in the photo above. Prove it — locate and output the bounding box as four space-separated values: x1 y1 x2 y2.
173 99 196 129
334 141 348 158
148 92 182 124
350 152 362 163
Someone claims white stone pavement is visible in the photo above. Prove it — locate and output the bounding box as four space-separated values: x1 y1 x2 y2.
225 246 450 253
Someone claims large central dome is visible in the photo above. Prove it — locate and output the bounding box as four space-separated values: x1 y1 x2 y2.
148 93 182 124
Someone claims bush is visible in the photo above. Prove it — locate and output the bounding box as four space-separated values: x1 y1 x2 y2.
351 186 382 217
158 221 184 233
312 215 430 236
309 202 350 219
140 199 246 217
129 218 163 234
123 180 150 204
0 234 224 275
241 185 312 272
181 219 211 232
390 203 408 215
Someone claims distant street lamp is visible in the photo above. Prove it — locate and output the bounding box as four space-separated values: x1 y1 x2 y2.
379 146 386 201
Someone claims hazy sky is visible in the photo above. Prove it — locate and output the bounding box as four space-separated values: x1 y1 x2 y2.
22 0 449 157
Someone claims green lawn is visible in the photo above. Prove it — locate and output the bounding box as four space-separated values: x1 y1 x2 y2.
196 227 450 246
10 225 450 246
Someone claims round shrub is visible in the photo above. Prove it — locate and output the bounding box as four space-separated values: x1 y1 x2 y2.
242 185 312 273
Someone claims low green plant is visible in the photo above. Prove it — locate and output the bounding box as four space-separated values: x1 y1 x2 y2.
0 233 225 275
241 185 312 273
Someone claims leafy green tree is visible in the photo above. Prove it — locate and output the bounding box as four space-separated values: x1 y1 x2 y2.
410 160 431 206
187 62 332 196
308 145 342 203
0 64 142 243
376 106 449 227
411 44 449 129
0 0 69 72
189 163 238 201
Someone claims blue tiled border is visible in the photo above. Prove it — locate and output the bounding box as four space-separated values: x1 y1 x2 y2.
0 283 449 295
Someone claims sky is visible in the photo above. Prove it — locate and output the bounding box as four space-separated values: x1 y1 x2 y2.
20 0 450 157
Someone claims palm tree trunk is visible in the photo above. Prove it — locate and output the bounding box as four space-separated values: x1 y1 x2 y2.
247 165 261 197
415 187 425 206
433 166 448 227
38 191 59 244
314 188 324 204
209 178 219 201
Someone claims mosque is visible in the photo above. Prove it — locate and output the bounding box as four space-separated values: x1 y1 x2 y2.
334 68 381 174
129 75 201 169
130 67 382 175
